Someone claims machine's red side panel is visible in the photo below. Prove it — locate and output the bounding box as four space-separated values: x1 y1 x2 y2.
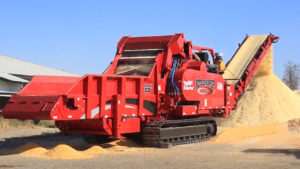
3 96 60 120
19 76 80 95
2 76 80 120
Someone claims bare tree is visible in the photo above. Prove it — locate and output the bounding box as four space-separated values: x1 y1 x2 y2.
282 61 300 90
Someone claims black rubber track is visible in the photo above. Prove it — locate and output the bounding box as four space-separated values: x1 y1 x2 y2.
142 118 217 148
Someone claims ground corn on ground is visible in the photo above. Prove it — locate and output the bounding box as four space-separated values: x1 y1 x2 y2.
16 142 107 160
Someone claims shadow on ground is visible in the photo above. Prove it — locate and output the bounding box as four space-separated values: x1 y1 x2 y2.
243 148 300 159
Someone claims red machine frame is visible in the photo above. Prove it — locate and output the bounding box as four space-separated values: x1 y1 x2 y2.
2 33 278 139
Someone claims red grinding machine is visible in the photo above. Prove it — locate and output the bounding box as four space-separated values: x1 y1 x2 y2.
2 33 278 147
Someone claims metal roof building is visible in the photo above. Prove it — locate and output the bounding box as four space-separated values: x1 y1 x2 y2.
0 54 77 109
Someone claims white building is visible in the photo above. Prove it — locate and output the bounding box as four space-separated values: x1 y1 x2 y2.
0 54 77 110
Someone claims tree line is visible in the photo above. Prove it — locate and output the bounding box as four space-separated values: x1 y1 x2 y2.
283 61 300 90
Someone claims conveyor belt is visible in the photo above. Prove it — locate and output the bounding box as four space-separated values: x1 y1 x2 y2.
223 35 268 84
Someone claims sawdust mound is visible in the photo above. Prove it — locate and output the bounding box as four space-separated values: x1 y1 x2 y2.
211 123 288 144
18 144 107 160
221 47 300 127
102 139 139 149
15 142 42 153
17 139 138 159
44 144 90 159
84 145 107 155
21 147 48 156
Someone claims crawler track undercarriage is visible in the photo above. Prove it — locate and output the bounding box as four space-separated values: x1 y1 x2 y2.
143 118 217 148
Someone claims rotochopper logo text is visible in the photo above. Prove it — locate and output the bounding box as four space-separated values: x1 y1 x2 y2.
183 81 194 90
196 79 214 95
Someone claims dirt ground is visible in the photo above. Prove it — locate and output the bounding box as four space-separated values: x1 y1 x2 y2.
0 127 299 169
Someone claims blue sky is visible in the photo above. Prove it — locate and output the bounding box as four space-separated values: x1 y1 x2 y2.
0 0 299 78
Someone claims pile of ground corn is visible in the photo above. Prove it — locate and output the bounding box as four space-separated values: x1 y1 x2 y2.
102 139 139 149
16 142 107 160
220 46 300 127
213 46 300 144
16 139 141 159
